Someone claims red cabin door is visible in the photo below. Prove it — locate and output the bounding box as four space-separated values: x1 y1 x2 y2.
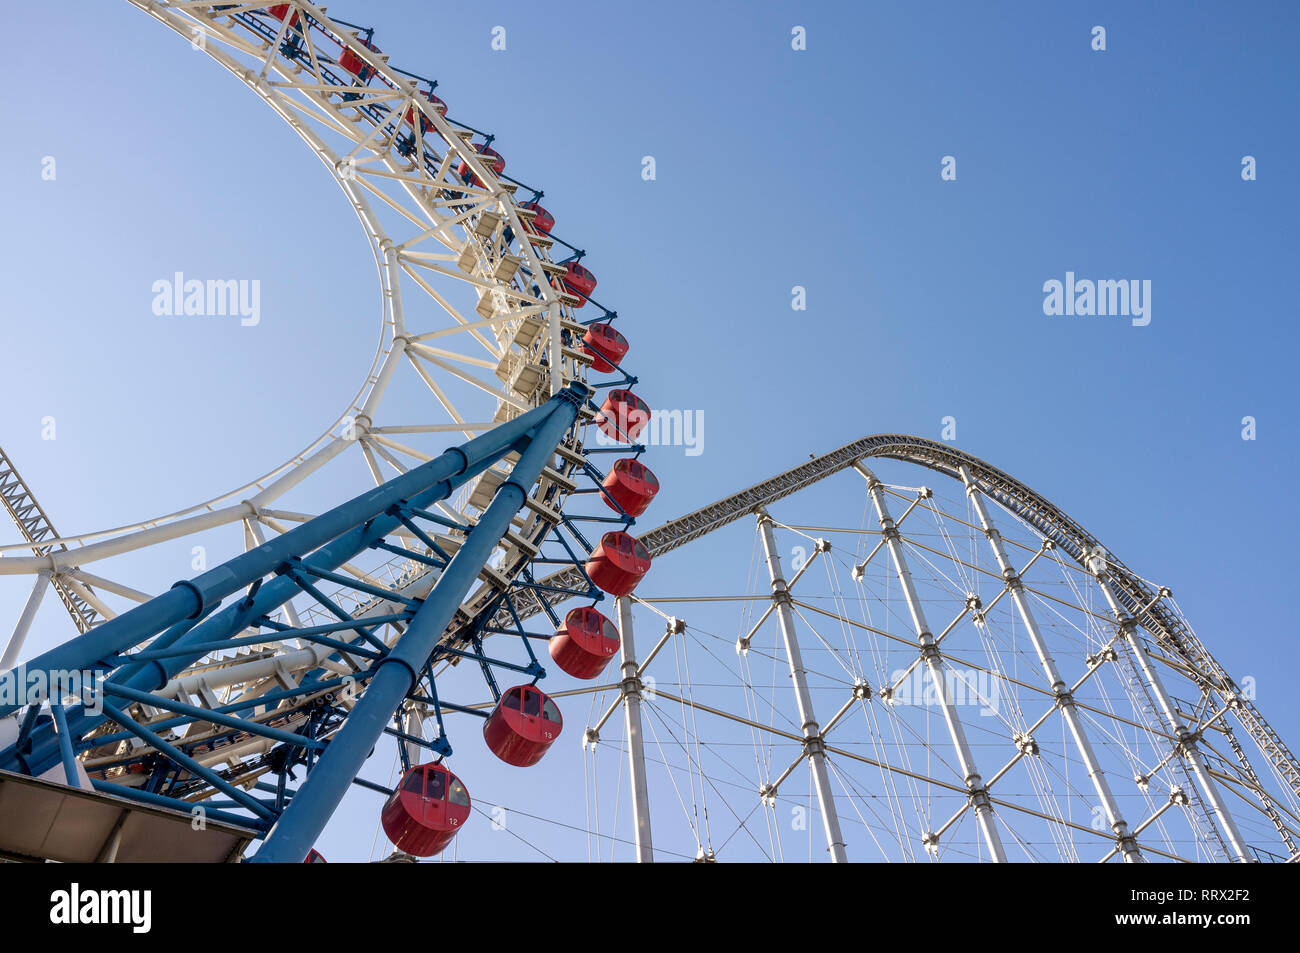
422 766 446 829
520 686 542 738
540 696 561 742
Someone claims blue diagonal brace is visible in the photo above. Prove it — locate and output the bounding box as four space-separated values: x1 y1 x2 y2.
1 394 568 776
252 386 584 862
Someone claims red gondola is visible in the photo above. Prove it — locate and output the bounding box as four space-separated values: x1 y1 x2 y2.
559 262 597 307
519 201 554 235
304 849 327 863
265 4 300 27
597 389 650 442
482 685 563 767
404 90 447 135
380 763 471 857
602 458 659 518
338 37 381 82
582 323 628 373
457 144 505 187
549 606 621 679
586 531 652 597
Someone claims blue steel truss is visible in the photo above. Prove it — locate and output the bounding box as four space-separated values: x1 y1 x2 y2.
0 384 617 860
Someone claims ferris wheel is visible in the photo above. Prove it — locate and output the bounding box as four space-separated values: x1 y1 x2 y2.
0 0 651 863
0 2 1296 865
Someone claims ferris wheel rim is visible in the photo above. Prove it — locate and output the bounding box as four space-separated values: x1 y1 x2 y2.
0 1 642 856
2 0 583 562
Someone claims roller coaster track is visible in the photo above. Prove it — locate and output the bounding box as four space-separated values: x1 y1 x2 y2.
505 433 1300 811
0 447 101 634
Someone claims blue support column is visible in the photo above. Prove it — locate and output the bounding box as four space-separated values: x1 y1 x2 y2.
252 387 584 862
49 702 79 786
0 394 562 720
1 393 576 776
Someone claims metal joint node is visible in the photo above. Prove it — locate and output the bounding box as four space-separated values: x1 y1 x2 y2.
813 538 831 554
556 381 594 409
1014 732 1039 757
759 783 778 805
965 594 983 612
347 413 373 438
1169 786 1189 807
1086 647 1118 668
169 579 208 620
852 679 872 701
920 831 940 856
620 674 643 698
582 727 599 749
918 640 940 662
666 617 686 636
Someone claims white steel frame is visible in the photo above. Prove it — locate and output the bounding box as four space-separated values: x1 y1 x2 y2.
2 1 600 715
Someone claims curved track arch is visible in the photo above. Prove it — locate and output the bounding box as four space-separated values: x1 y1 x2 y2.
1 0 650 676
519 435 1300 863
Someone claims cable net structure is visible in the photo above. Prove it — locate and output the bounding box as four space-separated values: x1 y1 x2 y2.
0 3 1295 864
556 441 1300 863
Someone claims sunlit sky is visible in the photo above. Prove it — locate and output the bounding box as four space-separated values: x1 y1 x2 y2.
1 1 1297 860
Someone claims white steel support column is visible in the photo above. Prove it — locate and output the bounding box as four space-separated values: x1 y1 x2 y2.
357 336 408 427
382 239 408 338
0 506 252 576
400 704 426 769
249 434 355 512
755 509 848 862
1093 571 1253 862
2 570 52 671
616 595 654 862
958 466 1143 862
548 301 564 396
853 462 1007 861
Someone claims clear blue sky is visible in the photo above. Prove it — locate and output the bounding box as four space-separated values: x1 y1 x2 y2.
1 1 1297 860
